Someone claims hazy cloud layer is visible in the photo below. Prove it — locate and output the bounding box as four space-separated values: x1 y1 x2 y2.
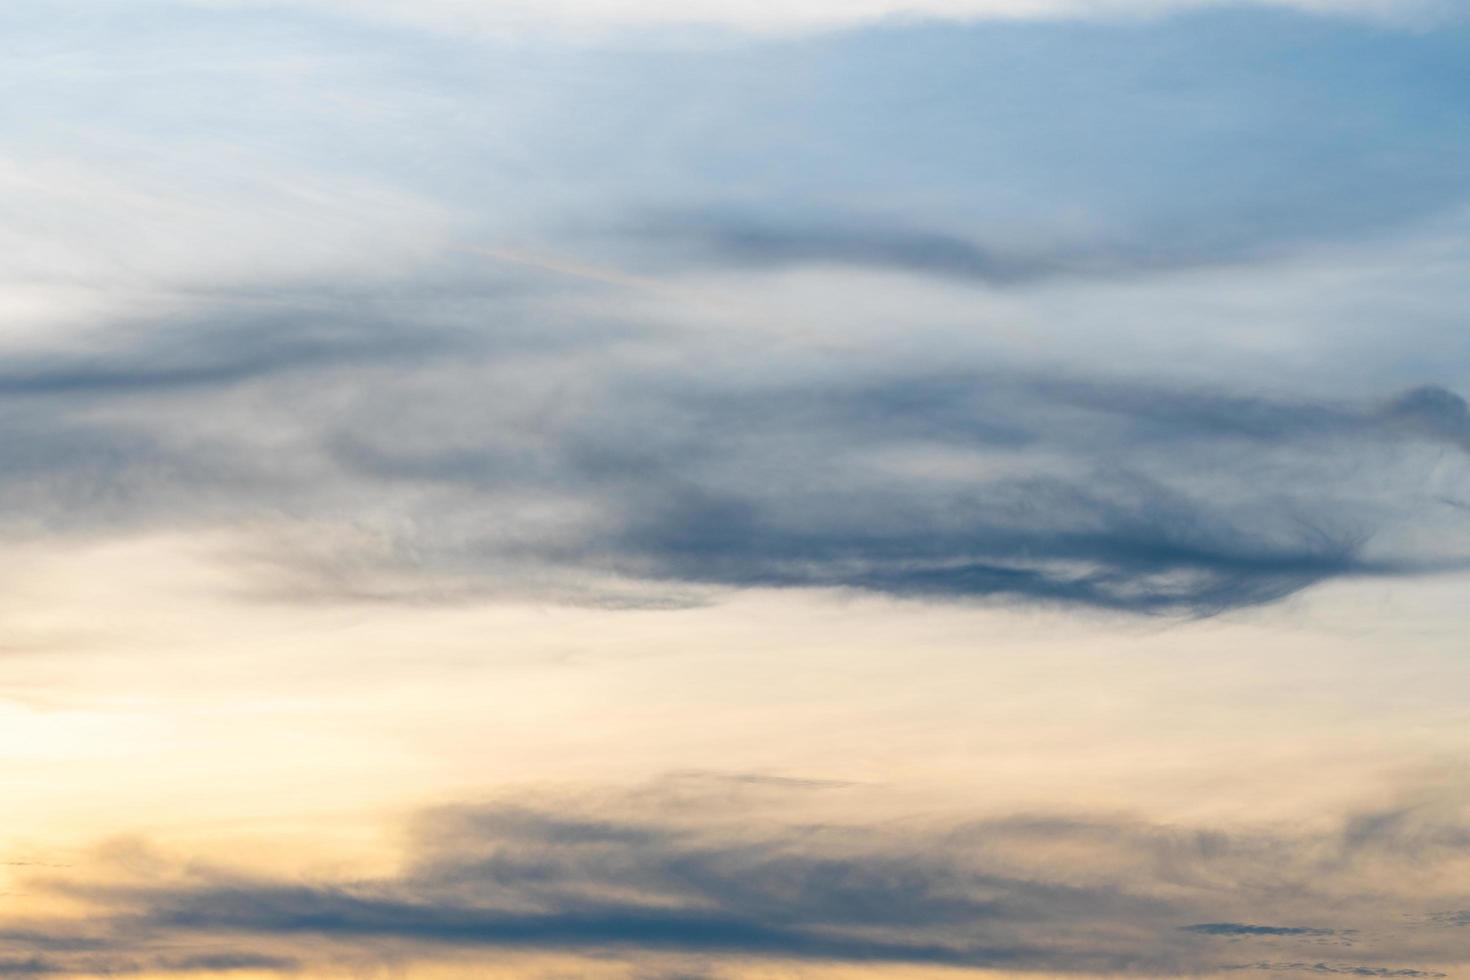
7 775 1470 976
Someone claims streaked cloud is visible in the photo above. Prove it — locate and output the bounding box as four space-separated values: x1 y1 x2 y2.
1185 924 1340 937
5 774 1468 977
2 277 1466 612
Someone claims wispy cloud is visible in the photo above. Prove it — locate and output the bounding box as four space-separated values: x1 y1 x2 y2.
1 277 1465 612
1 3 1468 978
1186 924 1339 937
6 775 1469 977
1222 965 1445 978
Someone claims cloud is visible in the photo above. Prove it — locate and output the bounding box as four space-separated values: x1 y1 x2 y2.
0 1 1467 616
0 280 1465 613
1186 924 1338 937
324 363 1470 612
626 214 1088 285
0 952 300 976
7 775 1470 977
18 0 1469 294
1223 966 1446 978
1385 387 1470 452
620 211 1287 286
0 310 459 399
1425 911 1470 927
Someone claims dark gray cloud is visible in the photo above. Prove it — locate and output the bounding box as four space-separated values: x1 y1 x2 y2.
7 776 1470 977
1385 387 1470 452
1187 924 1339 937
1425 911 1470 927
602 474 1387 613
0 952 299 976
624 213 1086 285
0 961 63 977
1222 965 1446 978
0 315 446 399
620 211 1268 286
326 368 1468 613
0 284 1466 614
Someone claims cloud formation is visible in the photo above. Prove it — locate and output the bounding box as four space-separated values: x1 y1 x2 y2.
0 277 1466 613
622 211 1312 286
7 775 1470 977
1186 924 1339 937
2 4 1469 980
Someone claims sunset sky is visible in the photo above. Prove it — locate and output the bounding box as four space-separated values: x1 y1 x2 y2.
2 2 1470 977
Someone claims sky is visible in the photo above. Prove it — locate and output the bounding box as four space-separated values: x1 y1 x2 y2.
1 1 1470 977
